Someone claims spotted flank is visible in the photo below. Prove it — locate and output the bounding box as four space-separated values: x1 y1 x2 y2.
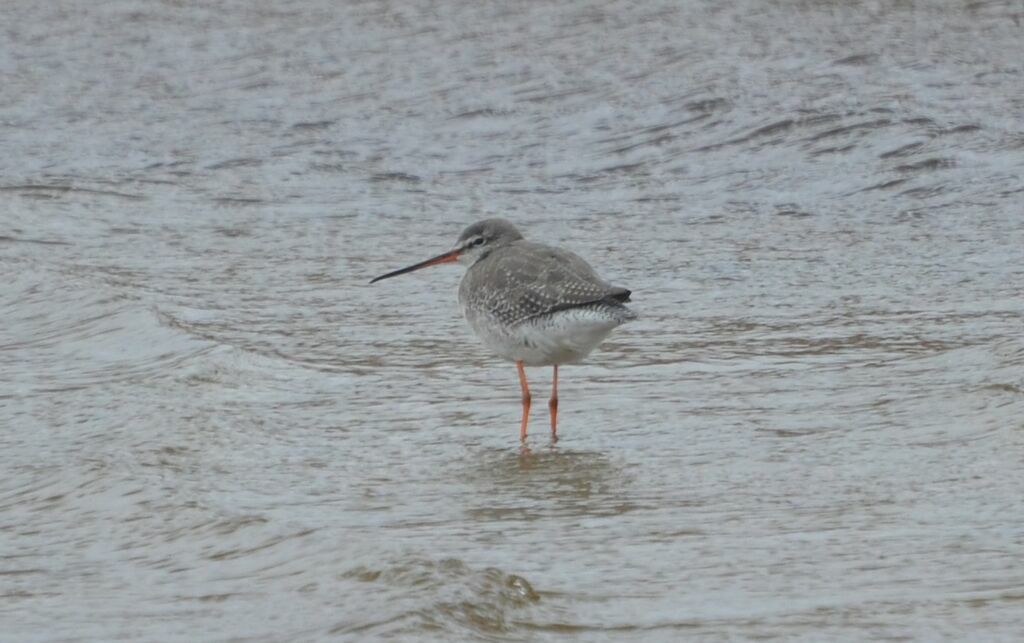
467 300 635 366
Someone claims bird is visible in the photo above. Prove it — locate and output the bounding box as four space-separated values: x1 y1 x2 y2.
370 218 635 441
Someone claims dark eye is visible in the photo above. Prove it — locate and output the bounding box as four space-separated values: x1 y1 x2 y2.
471 237 486 247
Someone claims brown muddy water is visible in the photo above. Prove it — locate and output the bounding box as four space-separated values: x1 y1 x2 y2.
3 0 1024 640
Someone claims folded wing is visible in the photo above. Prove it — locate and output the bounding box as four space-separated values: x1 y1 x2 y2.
460 241 633 327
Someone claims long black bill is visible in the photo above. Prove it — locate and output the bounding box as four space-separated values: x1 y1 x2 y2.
369 248 462 284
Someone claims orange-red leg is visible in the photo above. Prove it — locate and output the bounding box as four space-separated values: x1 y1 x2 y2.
517 361 531 441
549 365 559 440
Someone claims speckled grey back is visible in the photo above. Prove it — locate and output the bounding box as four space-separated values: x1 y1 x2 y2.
458 240 633 328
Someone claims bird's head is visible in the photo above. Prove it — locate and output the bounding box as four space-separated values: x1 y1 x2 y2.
370 218 523 283
454 218 523 266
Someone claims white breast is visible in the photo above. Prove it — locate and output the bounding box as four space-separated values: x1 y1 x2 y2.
462 305 626 366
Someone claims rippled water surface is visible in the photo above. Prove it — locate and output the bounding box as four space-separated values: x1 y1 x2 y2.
3 0 1024 640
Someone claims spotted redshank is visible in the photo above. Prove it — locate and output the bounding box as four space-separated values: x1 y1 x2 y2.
370 218 636 441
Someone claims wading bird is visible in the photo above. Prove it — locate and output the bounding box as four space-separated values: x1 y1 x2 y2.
370 219 635 441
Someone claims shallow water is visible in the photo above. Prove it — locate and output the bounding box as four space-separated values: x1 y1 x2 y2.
3 0 1024 640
